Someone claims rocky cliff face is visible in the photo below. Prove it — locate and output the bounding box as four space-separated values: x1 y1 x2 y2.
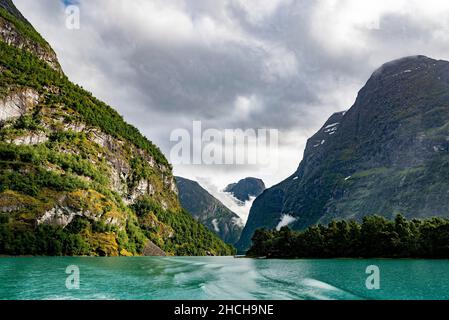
224 177 265 203
0 1 233 256
0 87 178 207
0 88 39 121
176 177 243 244
237 55 449 252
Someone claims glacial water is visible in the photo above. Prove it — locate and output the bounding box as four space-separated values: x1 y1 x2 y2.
0 257 448 300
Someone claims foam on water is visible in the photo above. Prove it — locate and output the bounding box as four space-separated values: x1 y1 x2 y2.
301 278 361 300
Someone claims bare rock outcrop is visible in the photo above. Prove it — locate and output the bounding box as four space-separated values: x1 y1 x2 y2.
0 88 39 122
37 206 85 228
11 132 47 145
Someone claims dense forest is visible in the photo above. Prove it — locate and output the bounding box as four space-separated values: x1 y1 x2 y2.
247 214 449 258
0 197 236 256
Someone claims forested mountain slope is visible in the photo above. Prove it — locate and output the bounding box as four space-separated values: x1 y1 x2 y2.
0 0 234 256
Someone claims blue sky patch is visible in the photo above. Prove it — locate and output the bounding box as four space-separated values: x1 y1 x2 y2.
62 0 79 6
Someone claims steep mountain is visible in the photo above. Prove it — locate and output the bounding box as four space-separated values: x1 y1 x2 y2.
0 1 234 256
237 55 449 252
224 177 265 203
175 177 243 244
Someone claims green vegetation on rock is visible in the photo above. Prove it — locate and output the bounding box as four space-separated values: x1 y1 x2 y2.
0 42 168 166
0 7 48 49
132 197 235 256
0 2 234 256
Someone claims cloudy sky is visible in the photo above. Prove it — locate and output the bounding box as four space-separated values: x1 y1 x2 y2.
13 0 449 205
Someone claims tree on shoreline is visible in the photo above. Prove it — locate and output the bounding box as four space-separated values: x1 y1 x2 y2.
247 214 449 259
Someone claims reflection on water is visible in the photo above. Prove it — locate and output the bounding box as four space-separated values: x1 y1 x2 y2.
0 257 448 300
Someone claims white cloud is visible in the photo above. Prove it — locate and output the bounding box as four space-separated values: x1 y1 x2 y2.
276 214 297 231
310 0 406 55
232 95 262 120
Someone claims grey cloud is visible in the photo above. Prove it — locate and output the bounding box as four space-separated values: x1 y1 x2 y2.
14 0 449 190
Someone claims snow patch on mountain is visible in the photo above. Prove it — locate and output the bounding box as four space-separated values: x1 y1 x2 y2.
212 219 220 232
195 177 256 224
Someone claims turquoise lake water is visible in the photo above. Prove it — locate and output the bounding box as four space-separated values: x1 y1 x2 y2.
0 257 448 300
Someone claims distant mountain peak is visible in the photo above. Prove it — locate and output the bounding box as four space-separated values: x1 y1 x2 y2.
224 177 265 203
